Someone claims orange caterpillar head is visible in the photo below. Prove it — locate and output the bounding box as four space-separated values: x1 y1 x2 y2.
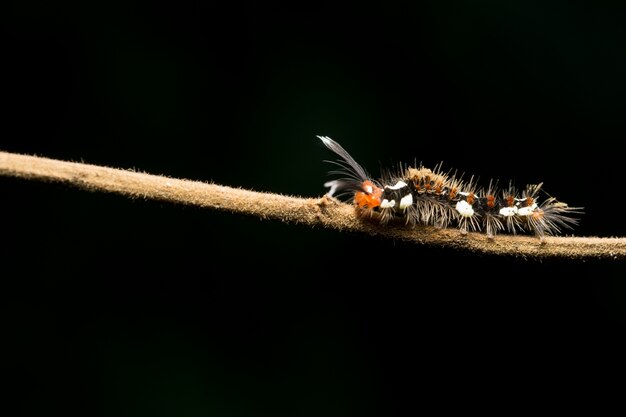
319 136 382 208
355 180 382 208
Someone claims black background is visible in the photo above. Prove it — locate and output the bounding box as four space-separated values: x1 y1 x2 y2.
2 1 626 415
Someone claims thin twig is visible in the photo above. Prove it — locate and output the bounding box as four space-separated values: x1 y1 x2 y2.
1 150 624 260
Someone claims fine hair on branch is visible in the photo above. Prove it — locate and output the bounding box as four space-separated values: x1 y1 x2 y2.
1 150 625 260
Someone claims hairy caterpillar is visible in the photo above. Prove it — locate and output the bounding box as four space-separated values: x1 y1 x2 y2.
319 136 581 239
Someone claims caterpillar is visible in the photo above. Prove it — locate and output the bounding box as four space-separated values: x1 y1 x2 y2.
319 135 582 239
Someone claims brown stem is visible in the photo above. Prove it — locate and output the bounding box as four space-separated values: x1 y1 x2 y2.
1 150 624 260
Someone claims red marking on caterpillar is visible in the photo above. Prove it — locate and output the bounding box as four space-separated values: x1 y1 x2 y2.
319 136 582 239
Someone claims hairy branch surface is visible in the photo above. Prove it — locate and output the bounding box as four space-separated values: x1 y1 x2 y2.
1 150 624 260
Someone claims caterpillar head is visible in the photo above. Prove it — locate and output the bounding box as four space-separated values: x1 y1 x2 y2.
319 135 382 207
355 180 383 208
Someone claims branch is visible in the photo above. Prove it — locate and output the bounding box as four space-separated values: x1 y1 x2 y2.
1 150 624 260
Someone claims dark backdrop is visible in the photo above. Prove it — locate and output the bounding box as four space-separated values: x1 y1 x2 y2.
2 2 625 415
